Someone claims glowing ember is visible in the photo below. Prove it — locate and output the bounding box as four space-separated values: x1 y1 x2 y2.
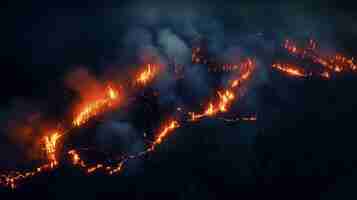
190 59 255 121
241 116 257 121
189 90 235 121
68 150 86 167
87 164 103 174
231 59 255 88
320 71 331 79
108 162 124 175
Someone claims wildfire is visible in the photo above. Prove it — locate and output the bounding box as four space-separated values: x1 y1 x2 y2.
108 162 124 175
190 58 255 121
87 164 103 174
189 90 235 121
148 120 180 151
283 39 357 76
73 85 120 127
43 132 62 166
0 52 257 189
107 85 119 100
320 71 331 79
136 64 157 85
218 90 235 112
231 58 255 88
67 149 125 175
68 150 86 167
272 63 307 77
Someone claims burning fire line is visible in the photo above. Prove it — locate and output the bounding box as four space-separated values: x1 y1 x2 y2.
73 85 120 127
47 57 256 178
282 39 357 76
272 63 308 77
43 132 62 167
0 131 64 189
136 64 158 86
0 64 157 188
2 38 356 189
189 59 256 121
0 58 256 189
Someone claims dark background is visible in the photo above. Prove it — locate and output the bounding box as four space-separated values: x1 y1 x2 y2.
1 0 357 199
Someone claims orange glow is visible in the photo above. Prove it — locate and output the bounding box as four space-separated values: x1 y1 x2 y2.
43 132 62 166
241 116 257 121
231 58 255 88
0 161 63 189
73 85 120 127
148 120 180 151
204 103 216 116
320 71 331 79
189 90 235 121
284 39 305 56
190 59 255 122
218 90 235 112
0 55 257 189
108 162 124 175
136 64 157 85
107 85 118 100
68 150 86 167
272 63 307 77
87 164 103 174
283 39 357 76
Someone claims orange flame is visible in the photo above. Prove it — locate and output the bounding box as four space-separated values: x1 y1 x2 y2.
272 63 307 77
190 59 255 121
283 39 357 76
108 161 124 175
0 56 257 189
43 132 62 166
189 90 236 121
218 90 235 112
136 64 157 85
68 150 86 167
148 120 180 151
73 85 120 127
231 58 255 88
87 164 103 174
320 71 331 79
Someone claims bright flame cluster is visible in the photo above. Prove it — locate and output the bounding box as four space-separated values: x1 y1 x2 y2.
280 39 357 78
272 63 307 77
43 132 62 166
0 56 257 189
189 59 255 121
73 85 119 127
136 64 157 85
148 120 180 151
189 90 235 121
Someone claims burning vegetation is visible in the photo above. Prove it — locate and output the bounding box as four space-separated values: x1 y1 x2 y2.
73 85 120 127
1 37 356 189
273 39 357 78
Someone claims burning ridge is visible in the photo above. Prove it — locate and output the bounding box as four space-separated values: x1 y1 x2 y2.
272 39 357 79
2 37 356 189
0 58 256 189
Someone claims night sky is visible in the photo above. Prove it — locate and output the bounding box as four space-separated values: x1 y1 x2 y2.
1 0 357 199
